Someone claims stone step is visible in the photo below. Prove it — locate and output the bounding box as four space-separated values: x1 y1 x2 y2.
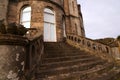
40 57 104 70
36 62 112 79
60 63 114 80
44 50 85 54
42 56 99 64
38 60 105 78
44 43 80 51
44 46 77 50
37 42 120 80
88 68 120 80
43 54 94 60
44 52 91 58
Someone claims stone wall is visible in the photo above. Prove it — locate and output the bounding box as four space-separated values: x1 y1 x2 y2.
7 1 18 23
0 0 8 24
0 30 44 80
78 4 85 36
0 45 26 80
0 34 28 80
111 47 120 60
68 0 79 16
51 0 64 7
64 0 85 37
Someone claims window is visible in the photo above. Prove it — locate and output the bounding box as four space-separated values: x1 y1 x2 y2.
44 8 55 23
20 6 31 28
44 8 56 42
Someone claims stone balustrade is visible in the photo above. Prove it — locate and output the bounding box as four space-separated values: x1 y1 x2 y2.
66 34 114 62
25 29 44 79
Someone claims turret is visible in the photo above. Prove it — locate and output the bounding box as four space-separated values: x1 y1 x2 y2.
63 0 85 37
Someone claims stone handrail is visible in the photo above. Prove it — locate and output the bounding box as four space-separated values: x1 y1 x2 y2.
25 29 44 79
66 34 114 62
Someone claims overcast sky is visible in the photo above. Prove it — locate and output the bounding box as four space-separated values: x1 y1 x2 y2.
77 0 120 39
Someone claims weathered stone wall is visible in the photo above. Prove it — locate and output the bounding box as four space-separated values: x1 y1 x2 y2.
8 0 64 41
69 17 82 35
7 2 18 23
68 0 79 17
0 34 28 80
78 4 85 37
0 0 8 24
0 45 26 80
51 0 64 7
111 47 120 60
79 16 85 36
63 0 85 37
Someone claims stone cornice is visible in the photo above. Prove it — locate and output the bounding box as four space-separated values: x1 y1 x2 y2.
17 0 65 14
0 34 29 46
66 14 80 19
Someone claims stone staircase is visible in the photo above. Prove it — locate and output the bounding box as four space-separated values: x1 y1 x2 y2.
35 42 120 80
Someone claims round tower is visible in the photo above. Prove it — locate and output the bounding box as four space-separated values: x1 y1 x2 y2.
7 0 85 42
8 0 65 42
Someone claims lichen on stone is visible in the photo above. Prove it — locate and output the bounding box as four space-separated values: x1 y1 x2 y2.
21 61 24 71
16 53 20 61
7 70 19 80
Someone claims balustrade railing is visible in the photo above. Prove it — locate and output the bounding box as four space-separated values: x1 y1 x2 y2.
25 29 44 78
67 34 114 62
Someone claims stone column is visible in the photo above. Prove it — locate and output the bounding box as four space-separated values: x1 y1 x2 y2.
0 34 28 80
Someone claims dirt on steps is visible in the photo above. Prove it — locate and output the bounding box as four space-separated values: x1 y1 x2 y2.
35 42 120 80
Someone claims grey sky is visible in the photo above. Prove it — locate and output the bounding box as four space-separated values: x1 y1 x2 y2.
77 0 120 39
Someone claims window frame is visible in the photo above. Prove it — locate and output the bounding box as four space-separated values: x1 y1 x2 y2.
44 8 55 24
20 6 31 28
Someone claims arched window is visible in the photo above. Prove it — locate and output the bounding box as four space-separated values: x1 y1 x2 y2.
20 6 31 28
44 8 56 42
44 8 55 23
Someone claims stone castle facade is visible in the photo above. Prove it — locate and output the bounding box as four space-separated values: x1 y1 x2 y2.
0 0 120 80
0 0 85 42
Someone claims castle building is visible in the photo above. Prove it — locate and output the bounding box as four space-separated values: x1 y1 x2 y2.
0 0 120 80
0 0 85 42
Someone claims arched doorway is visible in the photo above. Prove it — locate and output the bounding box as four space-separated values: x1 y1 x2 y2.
44 8 56 42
